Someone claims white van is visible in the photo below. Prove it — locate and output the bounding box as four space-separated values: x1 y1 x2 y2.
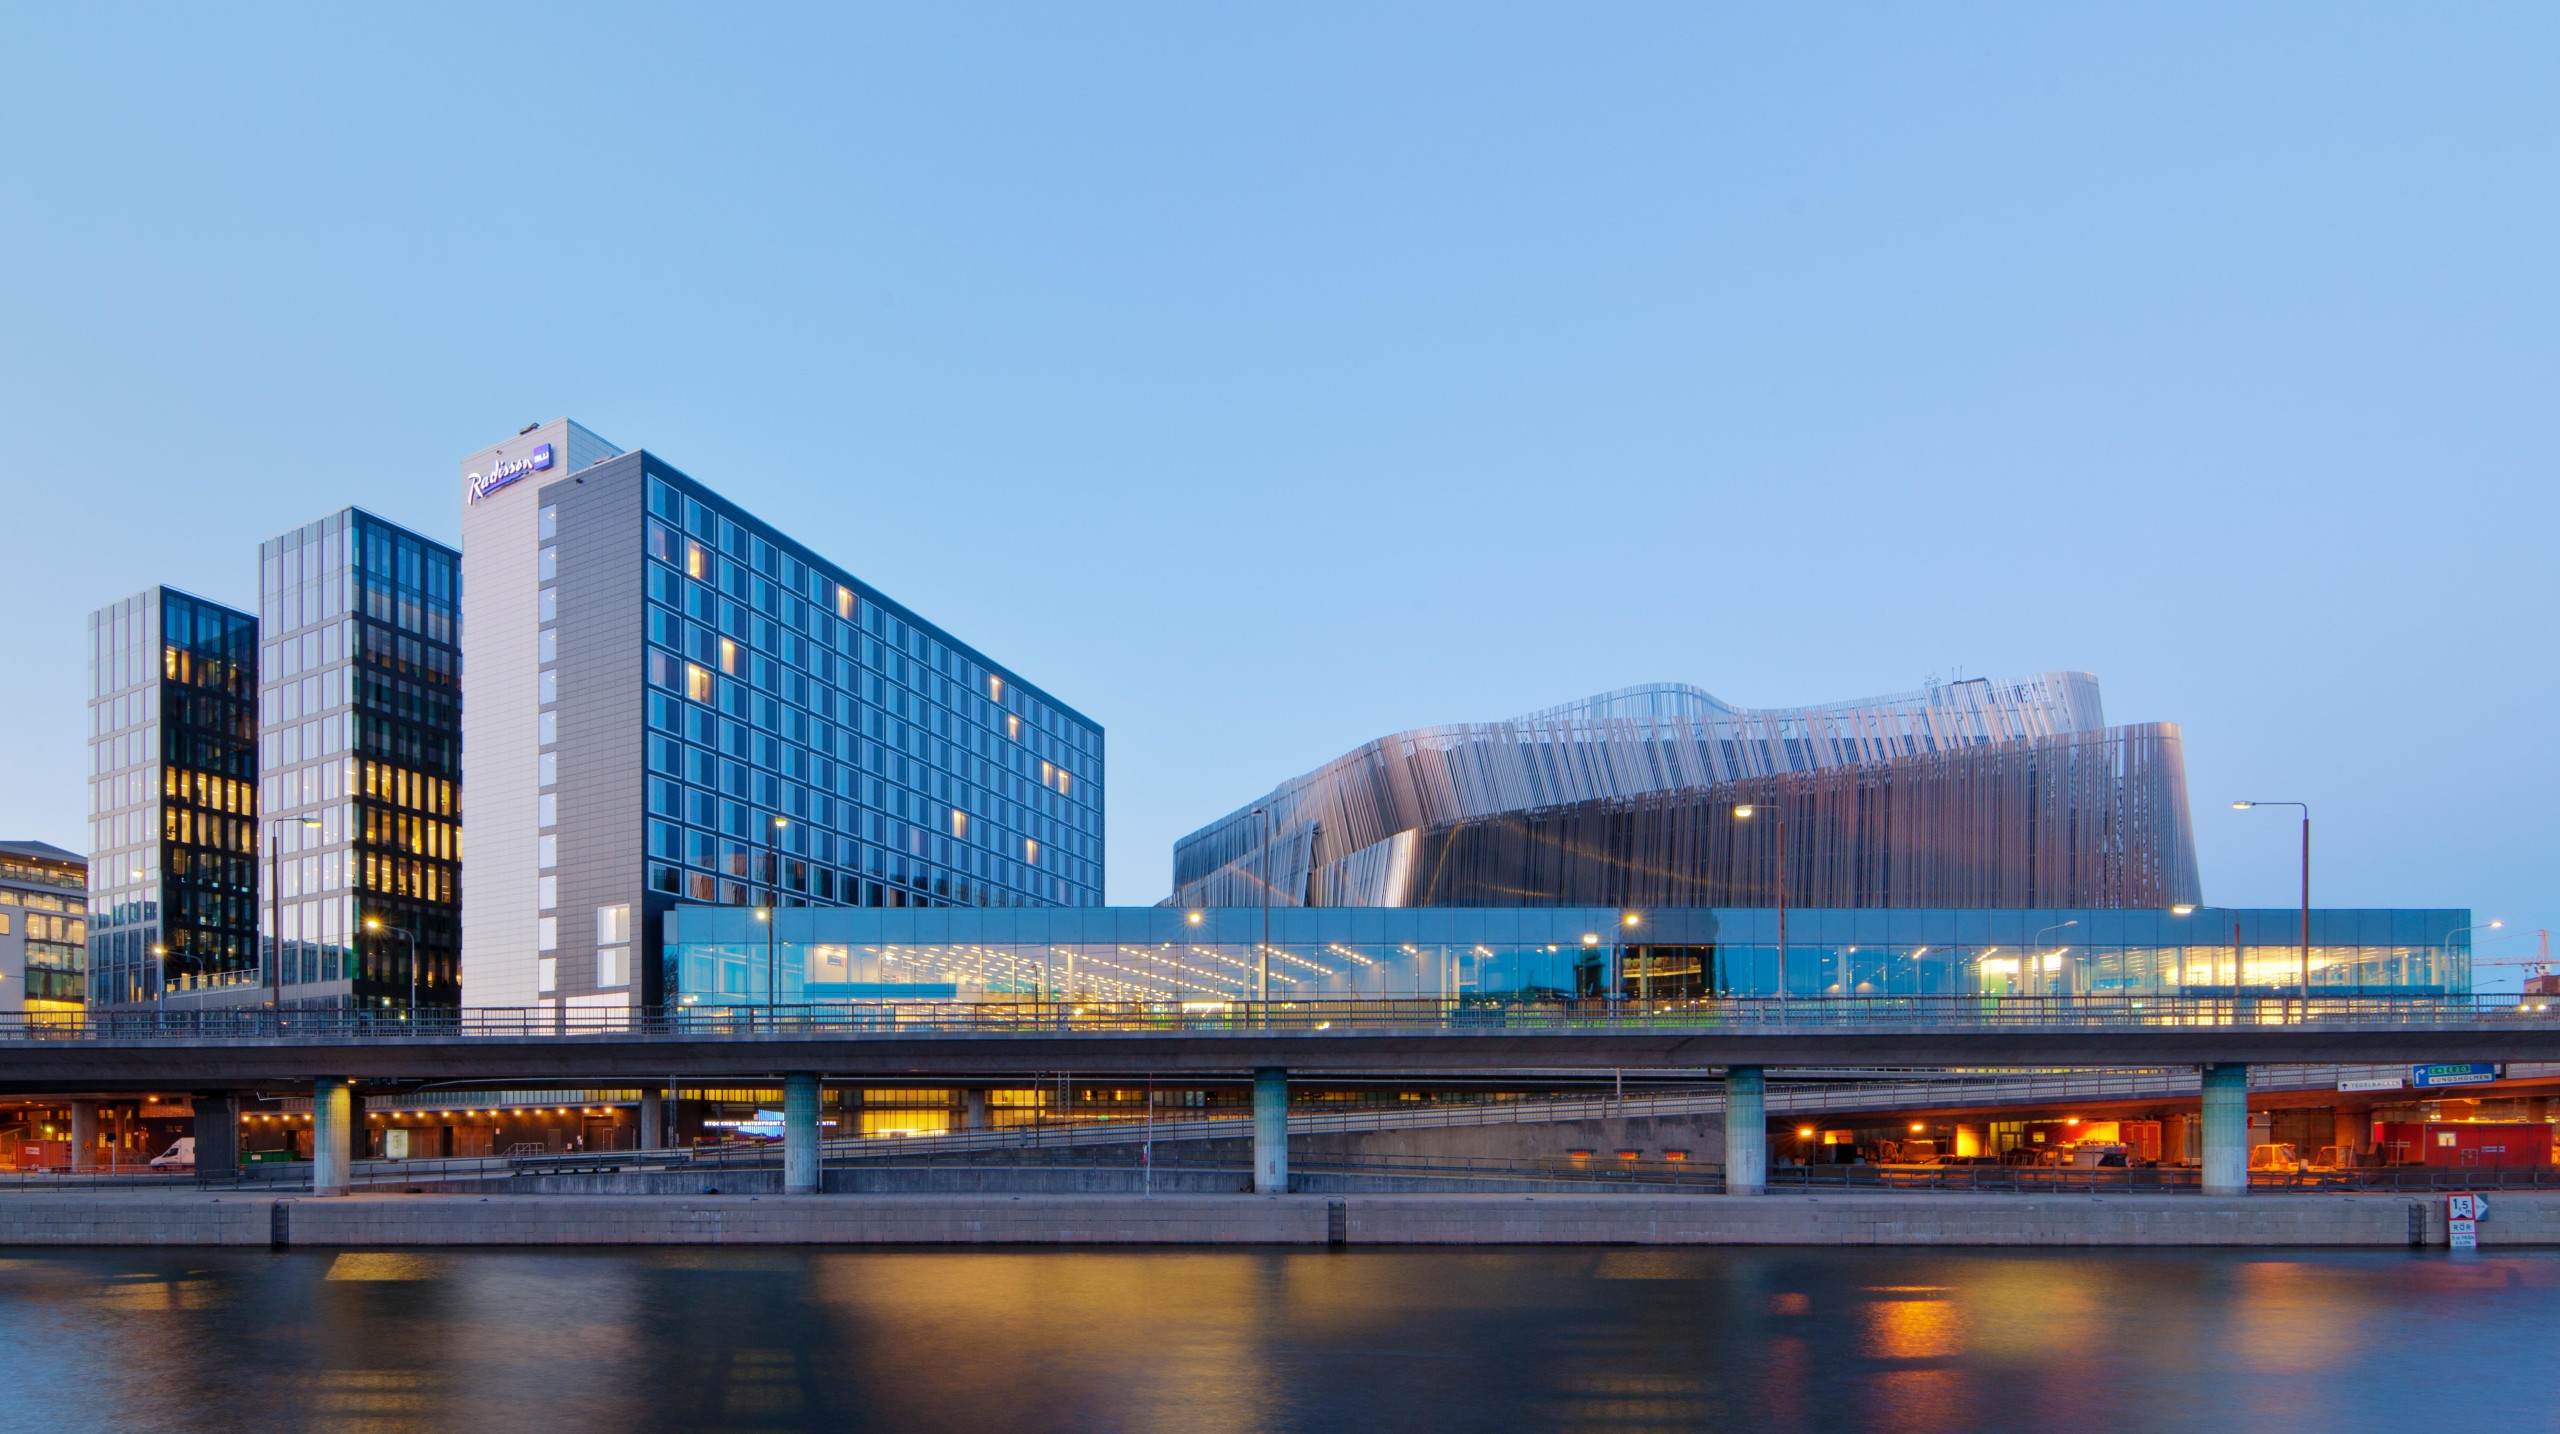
147 1136 195 1171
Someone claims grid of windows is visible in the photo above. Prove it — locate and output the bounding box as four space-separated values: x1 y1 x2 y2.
665 906 2478 1007
85 589 259 1007
257 510 461 1014
622 471 1103 945
0 845 86 1022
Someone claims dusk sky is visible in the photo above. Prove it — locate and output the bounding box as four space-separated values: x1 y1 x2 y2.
2 9 2550 973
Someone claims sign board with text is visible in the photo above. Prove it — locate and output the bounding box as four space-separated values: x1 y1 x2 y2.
2411 1063 2500 1089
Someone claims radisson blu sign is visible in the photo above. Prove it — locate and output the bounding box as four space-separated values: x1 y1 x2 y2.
467 442 554 503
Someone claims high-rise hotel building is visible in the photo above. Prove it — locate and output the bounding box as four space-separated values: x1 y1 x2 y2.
459 420 1103 1021
255 509 461 1015
86 587 260 1007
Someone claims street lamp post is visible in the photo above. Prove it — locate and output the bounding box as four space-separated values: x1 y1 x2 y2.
1731 789 1789 1001
2440 920 2507 999
363 917 419 1022
2170 905 2249 997
2031 919 2080 999
264 815 324 1018
1251 805 1274 1007
763 816 789 1021
2233 801 2312 1009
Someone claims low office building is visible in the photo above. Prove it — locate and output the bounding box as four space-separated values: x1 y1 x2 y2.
0 841 87 1024
460 420 1104 1022
255 509 462 1015
663 904 2474 1006
85 587 260 1009
1170 673 2200 911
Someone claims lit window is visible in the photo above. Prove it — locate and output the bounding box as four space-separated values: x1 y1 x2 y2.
597 946 629 988
989 675 1005 701
1023 837 1039 864
950 808 968 839
1006 714 1021 740
685 541 707 580
596 904 631 944
1056 769 1071 798
719 637 738 674
836 585 855 620
686 664 713 702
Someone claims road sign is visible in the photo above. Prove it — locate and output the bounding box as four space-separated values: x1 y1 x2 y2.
2338 1075 2405 1093
2411 1062 2500 1089
2450 1218 2478 1250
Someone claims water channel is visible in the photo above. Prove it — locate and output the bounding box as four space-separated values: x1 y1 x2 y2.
0 1245 2545 1432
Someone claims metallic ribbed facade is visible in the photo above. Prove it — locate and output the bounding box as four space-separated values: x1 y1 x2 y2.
1170 673 2202 911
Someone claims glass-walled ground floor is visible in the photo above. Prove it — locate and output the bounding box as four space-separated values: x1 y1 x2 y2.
662 905 2476 1009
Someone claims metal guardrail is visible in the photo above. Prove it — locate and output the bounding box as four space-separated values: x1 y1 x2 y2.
4 995 2554 1043
1764 1162 2560 1195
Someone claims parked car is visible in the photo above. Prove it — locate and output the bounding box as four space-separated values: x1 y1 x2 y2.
2249 1142 2305 1173
147 1136 195 1171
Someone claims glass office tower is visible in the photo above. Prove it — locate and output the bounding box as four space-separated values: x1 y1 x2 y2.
460 419 1104 1022
256 509 462 1015
86 587 260 1009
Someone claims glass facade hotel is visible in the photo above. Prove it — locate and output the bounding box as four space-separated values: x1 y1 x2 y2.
664 905 2475 1008
461 419 1103 1020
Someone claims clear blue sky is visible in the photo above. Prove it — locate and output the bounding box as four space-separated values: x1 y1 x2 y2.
2 8 2550 975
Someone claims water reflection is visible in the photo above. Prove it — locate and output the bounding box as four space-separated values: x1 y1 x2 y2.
0 1246 2550 1433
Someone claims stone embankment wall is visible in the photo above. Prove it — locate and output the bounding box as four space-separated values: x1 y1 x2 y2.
0 1190 2548 1248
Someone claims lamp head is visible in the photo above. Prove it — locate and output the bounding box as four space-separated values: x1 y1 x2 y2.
2171 904 2197 916
2230 801 2255 810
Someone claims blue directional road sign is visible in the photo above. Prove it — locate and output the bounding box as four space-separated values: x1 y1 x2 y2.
2410 1062 2501 1089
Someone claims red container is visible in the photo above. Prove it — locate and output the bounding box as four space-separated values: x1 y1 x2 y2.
2372 1121 2553 1169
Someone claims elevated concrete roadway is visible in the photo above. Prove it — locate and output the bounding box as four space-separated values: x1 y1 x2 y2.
5 1019 2559 1089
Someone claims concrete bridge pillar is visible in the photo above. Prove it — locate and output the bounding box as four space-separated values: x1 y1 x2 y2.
192 1092 239 1180
962 1088 992 1132
2201 1063 2249 1197
312 1078 353 1196
1252 1068 1288 1194
1724 1065 1767 1195
2331 1105 2365 1167
783 1073 822 1195
69 1100 98 1172
638 1086 664 1151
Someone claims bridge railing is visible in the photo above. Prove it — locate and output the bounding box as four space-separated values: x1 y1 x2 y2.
10 993 2552 1042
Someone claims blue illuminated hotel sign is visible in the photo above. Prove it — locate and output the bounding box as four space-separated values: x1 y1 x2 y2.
467 442 553 503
